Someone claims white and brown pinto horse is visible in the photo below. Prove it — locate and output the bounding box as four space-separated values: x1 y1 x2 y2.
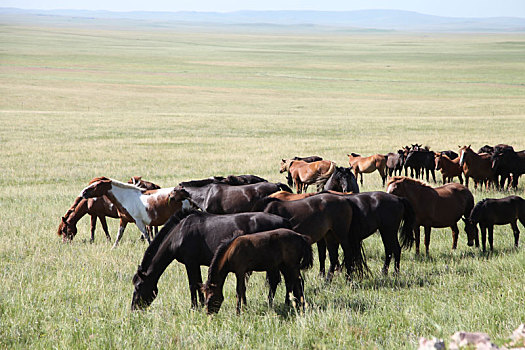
347 153 387 186
80 177 192 248
279 159 335 193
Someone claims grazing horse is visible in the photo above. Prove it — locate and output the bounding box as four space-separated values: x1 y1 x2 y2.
386 176 474 255
280 159 336 193
458 145 494 189
180 181 292 214
492 148 525 190
254 193 367 278
464 196 525 252
435 153 463 184
58 195 120 242
202 229 313 314
80 177 192 248
386 150 405 177
323 166 360 193
347 153 387 186
130 210 291 310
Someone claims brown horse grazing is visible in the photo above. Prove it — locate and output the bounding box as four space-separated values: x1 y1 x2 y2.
280 159 336 193
435 153 463 184
347 153 387 186
458 145 494 189
80 177 192 248
386 176 474 255
463 196 525 252
202 229 313 314
58 195 122 242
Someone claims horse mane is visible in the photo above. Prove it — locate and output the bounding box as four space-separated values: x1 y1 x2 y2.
207 230 246 281
88 176 110 185
57 196 85 235
179 178 219 187
350 153 361 157
469 199 489 223
386 176 433 189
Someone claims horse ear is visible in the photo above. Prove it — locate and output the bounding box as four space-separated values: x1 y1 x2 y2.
282 159 286 162
61 216 67 223
468 144 471 148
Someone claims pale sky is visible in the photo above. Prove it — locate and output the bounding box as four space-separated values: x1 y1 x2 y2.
1 0 525 18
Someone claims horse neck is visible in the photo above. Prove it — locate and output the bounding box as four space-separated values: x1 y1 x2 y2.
66 199 90 225
207 251 231 289
139 234 179 285
181 186 209 209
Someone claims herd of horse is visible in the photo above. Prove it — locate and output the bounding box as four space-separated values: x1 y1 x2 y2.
57 144 525 315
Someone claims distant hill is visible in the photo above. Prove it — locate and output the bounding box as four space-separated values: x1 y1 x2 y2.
1 8 525 32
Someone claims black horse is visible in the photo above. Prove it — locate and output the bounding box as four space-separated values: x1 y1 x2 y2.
131 210 292 310
439 150 458 160
386 150 405 177
180 181 292 214
404 149 436 182
491 148 525 190
463 196 525 251
323 166 360 193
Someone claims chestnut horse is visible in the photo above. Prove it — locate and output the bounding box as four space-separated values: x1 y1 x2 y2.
280 159 336 193
130 210 291 310
347 153 387 186
435 153 463 184
458 145 494 189
202 229 313 314
463 196 525 252
386 176 474 255
80 177 192 248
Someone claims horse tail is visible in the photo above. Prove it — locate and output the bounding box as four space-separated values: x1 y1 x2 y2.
315 161 336 190
398 197 416 250
345 200 369 278
276 182 293 193
297 235 314 270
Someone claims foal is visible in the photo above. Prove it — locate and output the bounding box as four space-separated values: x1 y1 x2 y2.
464 196 525 252
202 229 313 314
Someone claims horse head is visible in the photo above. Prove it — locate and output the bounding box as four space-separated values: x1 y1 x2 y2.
168 187 194 211
81 179 112 199
385 177 405 197
59 216 77 241
131 266 158 311
462 217 478 247
280 159 291 173
201 282 224 314
458 145 472 166
434 153 443 170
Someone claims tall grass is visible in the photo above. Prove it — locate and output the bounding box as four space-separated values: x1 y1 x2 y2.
0 21 524 349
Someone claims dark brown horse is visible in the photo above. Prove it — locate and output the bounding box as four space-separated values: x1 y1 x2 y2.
386 150 405 177
386 176 474 255
491 148 525 190
347 153 387 186
130 210 291 310
280 159 336 193
202 229 313 314
323 166 360 193
435 153 463 184
254 193 367 278
458 145 494 189
463 196 525 252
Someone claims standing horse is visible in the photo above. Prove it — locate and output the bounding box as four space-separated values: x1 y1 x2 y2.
80 177 192 248
130 210 291 310
180 181 292 214
386 176 474 255
492 148 525 190
347 153 387 186
254 193 367 279
202 229 313 314
459 145 494 189
323 166 360 193
386 150 405 177
404 149 436 183
435 153 463 184
280 159 336 193
463 196 525 252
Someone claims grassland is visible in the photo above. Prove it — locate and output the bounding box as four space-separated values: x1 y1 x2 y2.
1 19 524 349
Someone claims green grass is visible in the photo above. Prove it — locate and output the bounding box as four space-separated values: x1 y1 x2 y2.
0 20 524 349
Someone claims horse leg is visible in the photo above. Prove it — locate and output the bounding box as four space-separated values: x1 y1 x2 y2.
414 226 421 255
280 267 294 306
266 269 281 307
450 223 459 250
510 220 520 248
111 221 128 249
480 224 487 252
458 174 463 185
135 221 151 244
292 270 305 311
326 239 340 280
317 240 327 276
185 264 204 309
235 273 247 314
89 215 97 243
98 215 112 242
431 169 436 183
424 226 431 255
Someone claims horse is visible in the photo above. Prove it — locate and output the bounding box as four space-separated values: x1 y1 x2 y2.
404 149 436 183
254 193 367 279
80 177 192 248
478 145 494 154
439 150 458 160
386 176 474 255
463 196 525 252
435 152 463 184
458 145 494 189
58 195 120 242
492 148 525 190
202 229 313 314
323 166 360 193
347 153 387 186
386 150 405 177
130 210 291 310
180 181 292 214
280 159 336 193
